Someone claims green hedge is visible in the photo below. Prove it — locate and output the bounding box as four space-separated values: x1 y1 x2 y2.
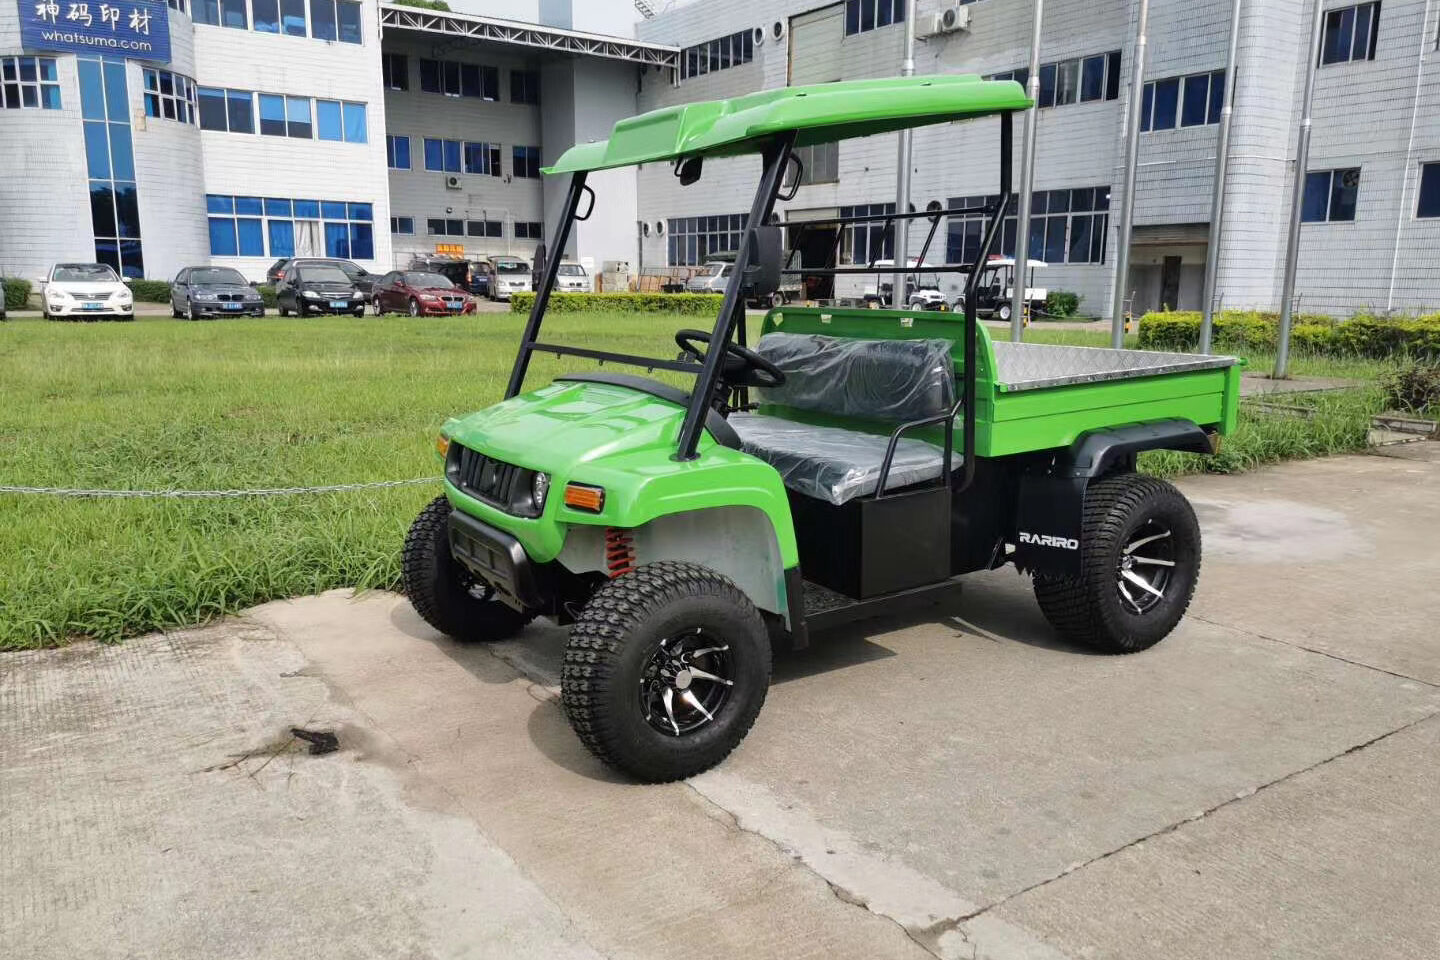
4 277 32 309
1139 309 1440 359
127 279 172 303
1045 290 1082 317
256 285 277 309
510 292 725 315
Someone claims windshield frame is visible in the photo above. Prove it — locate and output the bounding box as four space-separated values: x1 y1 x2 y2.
493 260 530 274
296 265 352 284
403 272 458 289
53 264 119 283
188 268 250 286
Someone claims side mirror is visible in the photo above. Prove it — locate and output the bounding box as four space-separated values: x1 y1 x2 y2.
122 277 132 284
676 156 703 186
743 225 782 298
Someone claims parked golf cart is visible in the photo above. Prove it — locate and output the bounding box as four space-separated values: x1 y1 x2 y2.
968 257 1047 321
404 76 1241 783
862 258 949 311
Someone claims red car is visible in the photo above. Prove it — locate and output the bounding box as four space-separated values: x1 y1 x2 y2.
371 270 476 316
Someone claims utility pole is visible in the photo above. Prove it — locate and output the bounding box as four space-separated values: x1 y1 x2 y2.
891 0 917 308
1011 0 1044 342
1110 0 1150 349
1275 0 1325 380
1199 0 1243 355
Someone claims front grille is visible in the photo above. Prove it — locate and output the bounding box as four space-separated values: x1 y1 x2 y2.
75 293 108 302
448 443 521 508
218 293 244 302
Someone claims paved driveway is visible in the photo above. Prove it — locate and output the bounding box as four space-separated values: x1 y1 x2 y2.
5 448 1439 959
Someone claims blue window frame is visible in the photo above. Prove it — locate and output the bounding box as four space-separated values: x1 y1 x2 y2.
316 99 342 140
513 145 541 179
310 0 337 41
268 219 295 256
294 199 320 218
387 135 410 169
1322 2 1381 66
463 141 500 176
2 56 63 110
391 216 414 234
321 201 348 220
1417 163 1440 219
259 94 287 136
282 0 307 35
342 102 366 143
424 137 443 171
209 217 238 256
1302 168 1361 223
253 0 280 32
228 90 254 134
337 0 362 43
264 198 292 217
84 122 110 179
286 96 310 138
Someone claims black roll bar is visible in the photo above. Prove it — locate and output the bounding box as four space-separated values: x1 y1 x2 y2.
505 171 591 400
676 131 797 461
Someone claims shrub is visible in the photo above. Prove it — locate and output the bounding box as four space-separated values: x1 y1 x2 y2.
393 0 449 9
1138 310 1341 353
1380 362 1440 415
4 277 32 309
510 292 725 315
256 285 277 309
126 279 172 303
1045 290 1082 317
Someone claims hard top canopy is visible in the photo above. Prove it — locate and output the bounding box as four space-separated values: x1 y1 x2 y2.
545 74 1030 175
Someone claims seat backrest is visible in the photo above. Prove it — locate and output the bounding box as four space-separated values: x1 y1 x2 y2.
754 332 955 423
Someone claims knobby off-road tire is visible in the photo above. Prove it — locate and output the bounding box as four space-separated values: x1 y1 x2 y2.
402 495 534 642
1033 473 1201 654
562 561 771 783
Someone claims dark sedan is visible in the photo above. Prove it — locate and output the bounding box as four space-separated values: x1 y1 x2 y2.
372 270 476 316
267 257 377 300
171 266 266 319
274 263 366 317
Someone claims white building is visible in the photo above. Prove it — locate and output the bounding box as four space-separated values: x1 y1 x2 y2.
4 0 1439 316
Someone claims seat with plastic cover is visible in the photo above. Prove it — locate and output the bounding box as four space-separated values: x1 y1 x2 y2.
728 332 958 505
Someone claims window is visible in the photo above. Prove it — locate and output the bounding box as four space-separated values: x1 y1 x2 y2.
383 53 408 91
792 142 839 185
1417 163 1440 218
1141 69 1225 132
337 0 362 43
195 0 248 28
679 30 755 80
513 146 542 179
207 194 370 258
993 52 1120 110
310 0 336 40
142 69 197 124
464 141 501 176
667 214 747 266
514 221 543 239
466 220 502 238
951 187 1111 265
839 204 896 265
427 218 466 236
316 99 342 140
424 137 462 173
2 57 62 110
511 70 540 104
253 0 280 33
420 58 498 99
387 134 410 170
391 216 414 235
198 87 254 133
167 0 187 11
1322 2 1381 65
844 0 906 36
1302 168 1361 222
80 56 144 279
281 0 307 36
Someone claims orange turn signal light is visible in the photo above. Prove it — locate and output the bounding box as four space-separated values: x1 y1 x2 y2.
563 483 605 513
435 434 451 458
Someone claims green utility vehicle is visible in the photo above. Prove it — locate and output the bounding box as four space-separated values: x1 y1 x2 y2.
403 76 1242 783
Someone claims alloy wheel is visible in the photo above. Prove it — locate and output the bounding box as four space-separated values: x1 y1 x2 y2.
1117 520 1176 615
639 629 733 737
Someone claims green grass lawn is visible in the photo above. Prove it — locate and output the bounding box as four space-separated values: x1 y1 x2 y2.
0 314 1390 650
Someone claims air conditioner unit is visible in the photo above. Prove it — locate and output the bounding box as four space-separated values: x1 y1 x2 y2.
444 175 462 190
918 3 969 39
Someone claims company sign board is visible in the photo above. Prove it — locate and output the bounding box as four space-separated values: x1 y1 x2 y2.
19 0 172 64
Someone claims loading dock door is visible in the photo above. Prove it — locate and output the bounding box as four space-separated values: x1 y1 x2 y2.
790 4 844 86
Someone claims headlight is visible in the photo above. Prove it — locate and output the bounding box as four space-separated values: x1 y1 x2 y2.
531 472 550 512
47 288 69 300
302 290 319 298
194 292 217 301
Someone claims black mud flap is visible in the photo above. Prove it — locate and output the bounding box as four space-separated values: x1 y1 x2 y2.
1013 474 1086 578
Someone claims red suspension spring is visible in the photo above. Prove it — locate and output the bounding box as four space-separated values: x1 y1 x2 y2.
604 527 636 578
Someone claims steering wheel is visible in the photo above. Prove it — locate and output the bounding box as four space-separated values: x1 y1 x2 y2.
675 329 786 389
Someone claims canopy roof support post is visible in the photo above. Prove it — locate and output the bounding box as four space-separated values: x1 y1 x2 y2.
891 0 918 308
1275 0 1325 380
676 133 796 461
1110 0 1150 349
1012 0 1044 342
1199 0 1243 355
505 172 589 399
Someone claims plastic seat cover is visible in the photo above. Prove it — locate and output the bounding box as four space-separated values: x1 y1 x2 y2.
729 414 947 505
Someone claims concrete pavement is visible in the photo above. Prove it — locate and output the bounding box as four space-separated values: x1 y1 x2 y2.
4 449 1440 959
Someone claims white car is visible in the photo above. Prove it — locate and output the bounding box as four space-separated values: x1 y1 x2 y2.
487 257 533 300
556 261 592 293
42 262 134 320
686 261 732 293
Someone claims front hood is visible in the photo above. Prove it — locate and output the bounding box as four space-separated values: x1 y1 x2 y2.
416 286 465 297
303 283 356 293
445 380 698 477
195 284 259 296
